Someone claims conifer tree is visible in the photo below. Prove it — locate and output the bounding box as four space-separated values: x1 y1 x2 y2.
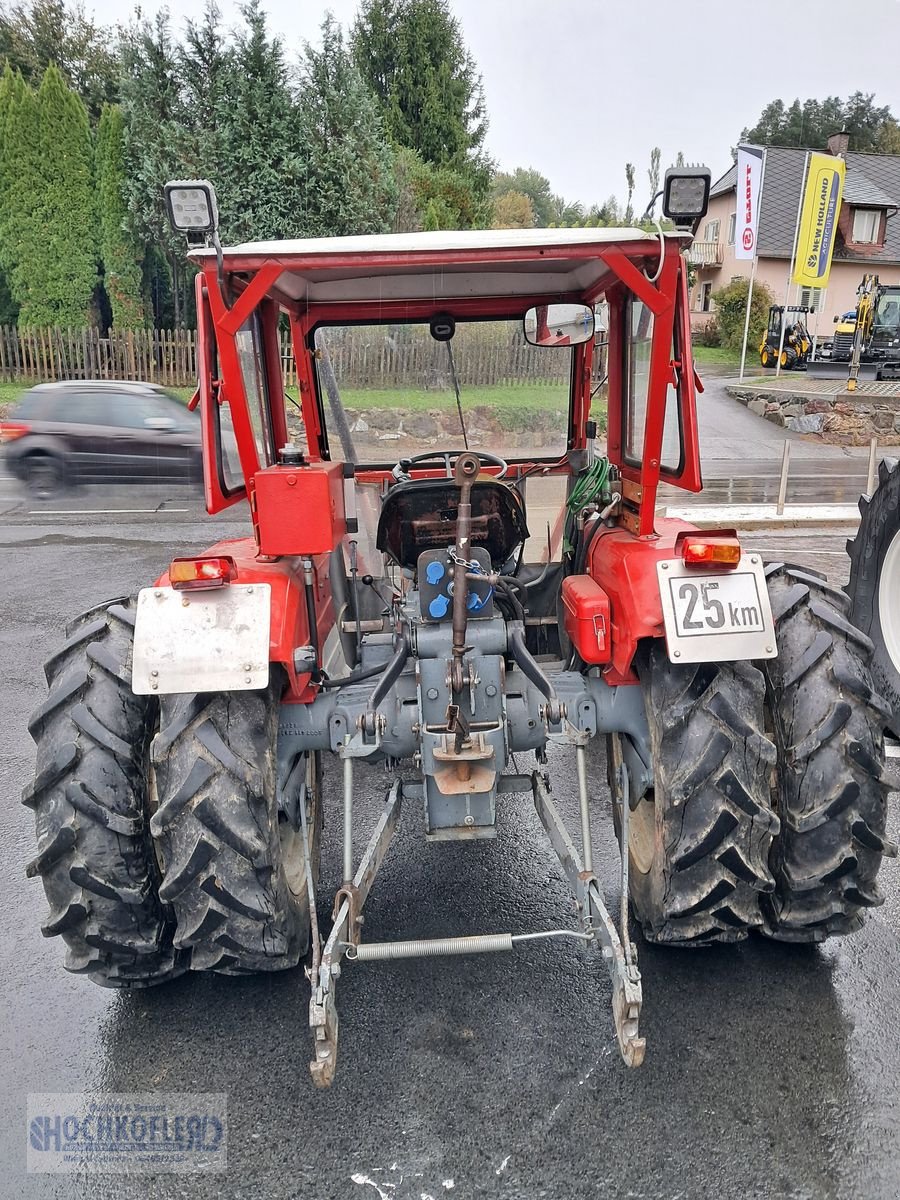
0 65 19 322
218 0 302 241
96 103 145 328
293 15 396 238
2 70 42 321
352 0 487 173
21 64 98 326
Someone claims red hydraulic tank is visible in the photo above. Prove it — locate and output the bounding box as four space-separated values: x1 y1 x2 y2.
253 460 346 556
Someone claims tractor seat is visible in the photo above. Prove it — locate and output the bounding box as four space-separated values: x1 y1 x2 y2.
376 477 529 571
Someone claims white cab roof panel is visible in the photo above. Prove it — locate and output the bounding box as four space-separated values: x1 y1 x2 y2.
190 226 667 307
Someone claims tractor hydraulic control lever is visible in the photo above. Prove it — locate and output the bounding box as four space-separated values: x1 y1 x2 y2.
362 631 410 734
507 621 564 725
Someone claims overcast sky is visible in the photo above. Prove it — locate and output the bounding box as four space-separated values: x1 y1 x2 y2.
90 0 900 208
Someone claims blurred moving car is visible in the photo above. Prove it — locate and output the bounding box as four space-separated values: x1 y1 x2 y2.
0 380 202 497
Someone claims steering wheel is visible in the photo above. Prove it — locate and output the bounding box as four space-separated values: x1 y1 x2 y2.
391 449 508 482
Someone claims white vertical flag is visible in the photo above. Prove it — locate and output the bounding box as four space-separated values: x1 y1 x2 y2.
735 145 764 260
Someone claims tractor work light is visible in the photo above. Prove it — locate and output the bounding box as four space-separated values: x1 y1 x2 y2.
680 535 742 569
662 167 711 230
168 555 237 590
164 180 219 237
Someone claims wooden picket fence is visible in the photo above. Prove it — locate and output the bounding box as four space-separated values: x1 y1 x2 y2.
0 323 572 391
0 325 199 387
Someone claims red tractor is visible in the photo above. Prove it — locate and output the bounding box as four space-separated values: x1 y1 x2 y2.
24 172 894 1085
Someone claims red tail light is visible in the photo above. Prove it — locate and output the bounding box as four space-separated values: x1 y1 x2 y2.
681 535 742 569
169 556 237 590
0 420 30 443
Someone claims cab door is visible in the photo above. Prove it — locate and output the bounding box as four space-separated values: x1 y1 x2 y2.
196 277 247 512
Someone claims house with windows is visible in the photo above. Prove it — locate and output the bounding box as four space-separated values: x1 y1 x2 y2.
689 132 900 337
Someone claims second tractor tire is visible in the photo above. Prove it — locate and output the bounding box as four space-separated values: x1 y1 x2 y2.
760 563 893 940
610 644 779 945
846 457 900 735
150 678 322 973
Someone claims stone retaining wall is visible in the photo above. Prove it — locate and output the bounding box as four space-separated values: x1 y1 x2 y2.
726 386 900 445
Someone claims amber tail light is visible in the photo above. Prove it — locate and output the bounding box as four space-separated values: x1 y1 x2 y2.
680 535 742 569
168 556 237 590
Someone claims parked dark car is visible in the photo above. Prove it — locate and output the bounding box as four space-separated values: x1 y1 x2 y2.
0 380 202 496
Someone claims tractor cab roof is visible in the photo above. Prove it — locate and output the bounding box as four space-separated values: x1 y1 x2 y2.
191 227 684 308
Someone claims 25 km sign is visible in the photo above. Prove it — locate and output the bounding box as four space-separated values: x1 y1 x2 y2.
656 557 778 664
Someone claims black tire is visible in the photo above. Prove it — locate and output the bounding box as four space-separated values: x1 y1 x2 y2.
24 599 183 986
23 452 66 499
150 678 321 974
609 643 778 945
846 457 900 735
760 564 893 941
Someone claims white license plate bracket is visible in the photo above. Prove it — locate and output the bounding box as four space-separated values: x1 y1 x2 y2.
132 584 271 695
656 557 777 664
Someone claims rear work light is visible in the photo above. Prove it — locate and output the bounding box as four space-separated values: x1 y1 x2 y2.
681 535 742 569
169 556 237 590
0 421 30 443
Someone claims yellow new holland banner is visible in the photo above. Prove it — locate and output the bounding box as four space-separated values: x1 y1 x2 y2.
792 152 845 288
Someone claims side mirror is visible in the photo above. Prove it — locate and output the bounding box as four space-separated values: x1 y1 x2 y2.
524 304 594 347
833 315 839 324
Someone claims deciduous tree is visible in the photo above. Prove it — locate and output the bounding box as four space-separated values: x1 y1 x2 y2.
491 190 534 229
492 167 553 227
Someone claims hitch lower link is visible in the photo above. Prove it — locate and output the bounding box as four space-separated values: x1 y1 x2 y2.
303 741 645 1088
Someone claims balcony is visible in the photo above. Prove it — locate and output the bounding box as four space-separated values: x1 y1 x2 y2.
687 241 724 267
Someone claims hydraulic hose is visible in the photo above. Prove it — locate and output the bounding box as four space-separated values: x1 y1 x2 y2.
318 661 388 690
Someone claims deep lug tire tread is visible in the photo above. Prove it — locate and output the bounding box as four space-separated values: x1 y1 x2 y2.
150 678 314 975
623 645 778 945
25 599 183 987
761 563 892 941
845 457 900 734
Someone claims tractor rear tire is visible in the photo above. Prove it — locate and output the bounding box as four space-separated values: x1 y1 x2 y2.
846 457 900 735
150 678 321 974
24 599 183 987
760 563 893 941
609 644 778 945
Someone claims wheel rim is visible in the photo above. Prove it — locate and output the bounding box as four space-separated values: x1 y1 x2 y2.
280 753 320 898
780 350 788 367
761 350 769 366
147 759 168 879
610 733 655 876
878 527 900 675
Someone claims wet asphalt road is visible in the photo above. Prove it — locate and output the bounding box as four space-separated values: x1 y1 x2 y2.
3 378 900 1200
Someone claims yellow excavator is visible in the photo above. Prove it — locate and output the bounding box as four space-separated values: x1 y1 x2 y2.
759 305 811 370
846 274 900 389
